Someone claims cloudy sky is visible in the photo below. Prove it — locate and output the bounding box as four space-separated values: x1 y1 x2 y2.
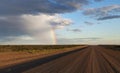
0 0 120 45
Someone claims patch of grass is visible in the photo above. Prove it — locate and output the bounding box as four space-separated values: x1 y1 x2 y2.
0 45 83 52
101 45 120 51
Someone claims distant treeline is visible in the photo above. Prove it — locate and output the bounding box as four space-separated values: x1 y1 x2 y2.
101 45 120 51
0 45 82 52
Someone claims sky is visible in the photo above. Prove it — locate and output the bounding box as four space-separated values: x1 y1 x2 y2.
0 0 120 45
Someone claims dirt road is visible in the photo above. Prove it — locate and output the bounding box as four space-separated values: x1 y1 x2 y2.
0 46 120 73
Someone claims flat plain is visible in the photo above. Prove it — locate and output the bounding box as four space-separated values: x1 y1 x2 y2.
0 45 120 73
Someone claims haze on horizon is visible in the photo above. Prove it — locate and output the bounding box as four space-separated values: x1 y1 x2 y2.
0 0 120 45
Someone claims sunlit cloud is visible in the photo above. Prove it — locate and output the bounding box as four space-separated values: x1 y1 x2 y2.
1 0 119 45
0 14 72 44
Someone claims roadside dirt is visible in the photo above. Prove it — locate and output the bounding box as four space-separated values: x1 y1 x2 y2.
0 46 86 69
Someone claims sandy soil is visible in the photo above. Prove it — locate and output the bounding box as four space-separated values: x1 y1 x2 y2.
22 46 120 73
0 46 86 69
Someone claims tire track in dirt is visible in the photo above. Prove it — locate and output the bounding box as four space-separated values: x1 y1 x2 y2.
24 46 120 73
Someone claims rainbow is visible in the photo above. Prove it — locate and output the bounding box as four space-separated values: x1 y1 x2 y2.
50 29 57 44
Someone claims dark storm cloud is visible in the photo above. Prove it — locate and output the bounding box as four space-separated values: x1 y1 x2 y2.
97 15 120 20
0 17 27 37
0 14 73 43
0 0 104 44
83 5 120 20
0 0 90 16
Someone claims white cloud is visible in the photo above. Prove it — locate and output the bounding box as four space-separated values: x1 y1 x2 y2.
0 14 72 44
0 0 104 44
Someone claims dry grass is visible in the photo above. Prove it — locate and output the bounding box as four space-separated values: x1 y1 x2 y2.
0 45 86 68
101 45 120 51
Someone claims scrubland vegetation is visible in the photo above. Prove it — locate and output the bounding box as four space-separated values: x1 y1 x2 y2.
0 45 82 53
0 45 86 68
101 45 120 51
